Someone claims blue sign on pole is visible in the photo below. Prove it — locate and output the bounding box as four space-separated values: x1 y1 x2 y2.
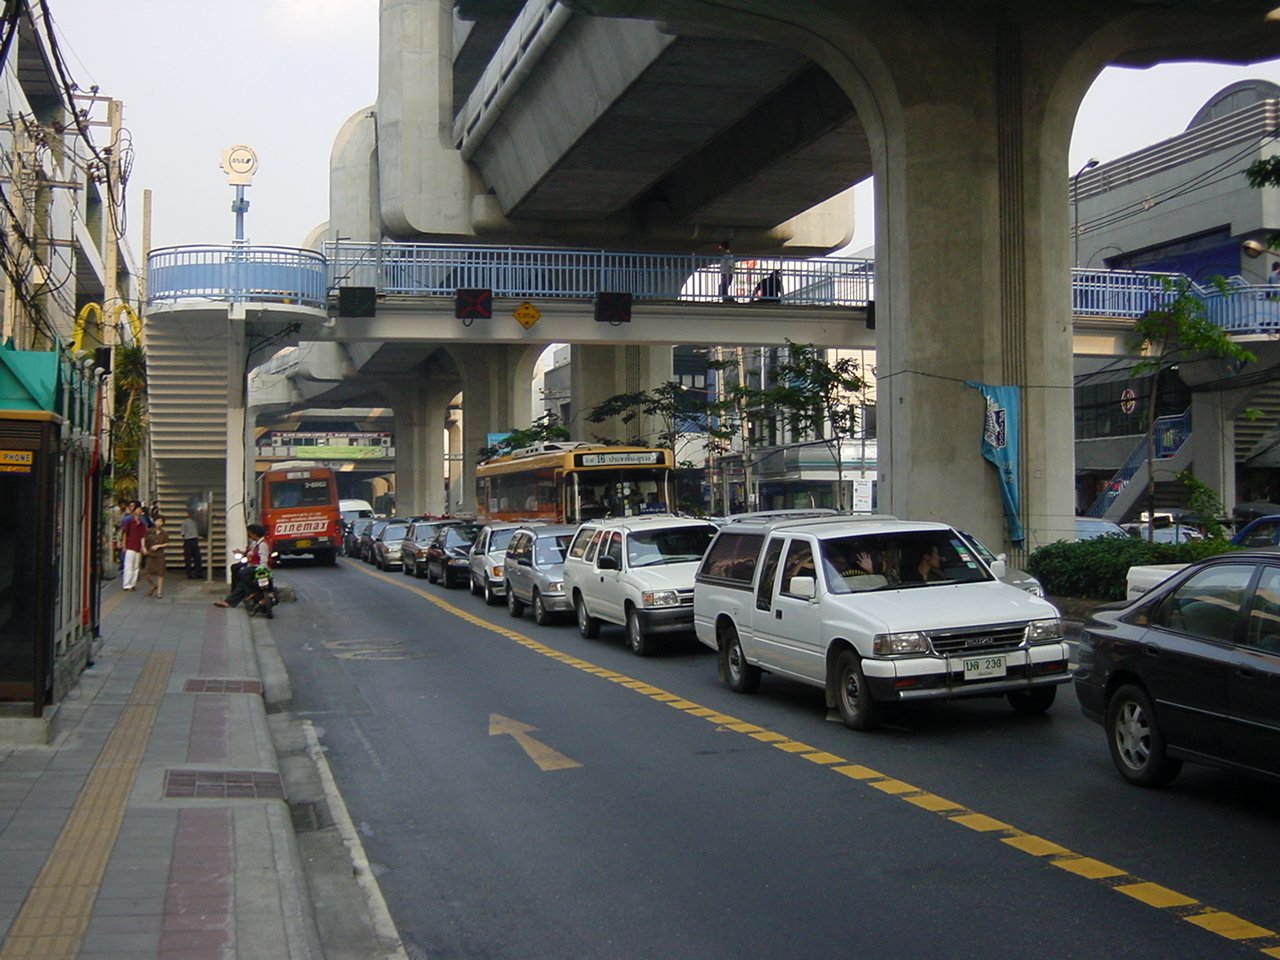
965 382 1024 544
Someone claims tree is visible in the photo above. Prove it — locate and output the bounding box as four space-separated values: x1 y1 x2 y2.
1129 277 1255 538
753 341 866 511
477 412 570 462
111 344 148 500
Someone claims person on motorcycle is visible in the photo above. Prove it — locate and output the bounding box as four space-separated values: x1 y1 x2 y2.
214 523 271 609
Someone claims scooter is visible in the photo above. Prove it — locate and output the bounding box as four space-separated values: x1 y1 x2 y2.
233 552 277 618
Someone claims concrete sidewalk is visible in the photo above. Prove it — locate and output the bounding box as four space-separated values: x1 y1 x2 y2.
0 576 394 960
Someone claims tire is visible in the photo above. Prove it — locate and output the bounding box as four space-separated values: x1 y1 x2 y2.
833 649 879 731
721 623 761 694
1008 686 1057 715
533 591 553 626
317 548 337 566
482 579 498 605
626 607 654 657
402 558 413 576
1106 684 1183 787
426 562 439 584
442 569 456 588
576 594 600 639
470 575 482 597
507 585 525 618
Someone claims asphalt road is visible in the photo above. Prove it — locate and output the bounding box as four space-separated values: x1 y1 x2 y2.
269 557 1280 960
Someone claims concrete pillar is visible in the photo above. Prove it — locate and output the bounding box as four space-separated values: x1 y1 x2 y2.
1191 392 1236 513
386 376 457 518
569 344 674 444
225 310 248 578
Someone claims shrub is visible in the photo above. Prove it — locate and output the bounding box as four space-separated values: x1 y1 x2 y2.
1027 534 1232 601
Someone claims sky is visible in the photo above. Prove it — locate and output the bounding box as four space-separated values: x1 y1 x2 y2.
41 0 1280 257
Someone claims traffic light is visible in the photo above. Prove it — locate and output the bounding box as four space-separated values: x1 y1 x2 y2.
455 288 493 320
338 286 377 318
594 291 632 323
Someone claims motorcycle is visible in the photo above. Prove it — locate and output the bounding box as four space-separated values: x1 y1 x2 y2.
233 551 277 618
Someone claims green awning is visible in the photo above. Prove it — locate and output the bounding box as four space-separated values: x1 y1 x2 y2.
0 347 59 412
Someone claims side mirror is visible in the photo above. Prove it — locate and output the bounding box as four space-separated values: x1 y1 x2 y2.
598 555 619 571
989 558 1007 579
518 557 532 567
787 576 817 599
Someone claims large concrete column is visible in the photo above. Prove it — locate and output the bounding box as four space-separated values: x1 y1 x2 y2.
1191 392 1237 512
225 310 248 578
569 344 674 444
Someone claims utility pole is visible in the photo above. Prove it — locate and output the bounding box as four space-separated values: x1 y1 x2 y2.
101 99 122 347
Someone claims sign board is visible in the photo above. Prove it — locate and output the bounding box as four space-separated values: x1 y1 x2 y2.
575 451 664 467
513 302 541 329
0 450 32 474
220 144 258 185
1120 388 1137 415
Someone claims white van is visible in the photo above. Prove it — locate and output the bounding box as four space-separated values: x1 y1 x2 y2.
693 515 1068 729
339 499 375 523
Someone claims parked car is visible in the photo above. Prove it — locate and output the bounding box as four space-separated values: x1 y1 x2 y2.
1230 514 1280 547
956 530 1044 597
1075 548 1280 787
372 520 411 570
1075 518 1130 540
693 515 1068 729
344 517 373 558
470 523 526 604
358 518 396 563
424 523 483 587
401 518 464 578
504 525 577 625
563 516 718 656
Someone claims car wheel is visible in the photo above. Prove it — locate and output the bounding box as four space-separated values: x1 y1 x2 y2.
470 575 482 597
533 591 553 626
402 559 413 576
721 622 760 694
575 594 600 639
443 569 456 588
412 559 424 579
426 562 439 584
1107 684 1183 787
833 649 878 731
1008 686 1057 715
507 585 525 618
483 580 500 605
626 608 653 657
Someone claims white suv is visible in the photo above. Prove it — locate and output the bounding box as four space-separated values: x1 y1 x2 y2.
563 516 718 656
693 515 1068 729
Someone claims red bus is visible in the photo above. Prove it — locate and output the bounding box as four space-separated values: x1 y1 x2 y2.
256 462 341 564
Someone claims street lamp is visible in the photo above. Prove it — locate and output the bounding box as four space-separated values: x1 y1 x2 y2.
1072 158 1100 267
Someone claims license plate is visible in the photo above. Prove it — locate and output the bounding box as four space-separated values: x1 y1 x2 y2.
296 539 312 547
962 655 1006 680
257 576 271 587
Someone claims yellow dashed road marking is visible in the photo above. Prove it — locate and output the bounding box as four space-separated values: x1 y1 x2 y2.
353 558 1280 957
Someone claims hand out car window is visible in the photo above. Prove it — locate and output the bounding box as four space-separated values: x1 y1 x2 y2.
1244 565 1280 654
1153 563 1254 643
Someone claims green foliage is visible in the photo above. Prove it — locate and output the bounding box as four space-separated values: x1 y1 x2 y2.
111 344 148 501
1129 276 1256 373
1175 471 1229 541
1027 534 1231 601
584 379 736 455
478 413 570 461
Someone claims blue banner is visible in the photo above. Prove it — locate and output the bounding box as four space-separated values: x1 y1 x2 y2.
965 382 1024 544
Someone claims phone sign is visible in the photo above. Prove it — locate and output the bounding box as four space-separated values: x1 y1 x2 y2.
0 450 33 474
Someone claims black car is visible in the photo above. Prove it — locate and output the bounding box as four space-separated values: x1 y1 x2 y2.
424 524 482 587
1074 549 1280 787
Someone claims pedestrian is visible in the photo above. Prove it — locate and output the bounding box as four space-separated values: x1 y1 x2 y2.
1270 261 1280 285
120 501 147 591
180 510 203 579
753 269 783 302
142 515 170 598
719 241 735 301
214 523 271 609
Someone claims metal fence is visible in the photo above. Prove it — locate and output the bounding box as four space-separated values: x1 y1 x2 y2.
148 245 328 309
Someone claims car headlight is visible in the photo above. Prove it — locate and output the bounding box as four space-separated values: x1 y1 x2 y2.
1025 618 1064 643
492 565 504 578
547 581 564 593
1023 583 1045 598
642 590 680 607
873 632 931 656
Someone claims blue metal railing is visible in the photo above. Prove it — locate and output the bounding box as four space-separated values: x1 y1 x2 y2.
144 242 1280 332
148 245 328 309
1084 408 1192 518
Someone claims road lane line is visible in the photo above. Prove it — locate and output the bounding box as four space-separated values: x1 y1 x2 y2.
347 558 1280 957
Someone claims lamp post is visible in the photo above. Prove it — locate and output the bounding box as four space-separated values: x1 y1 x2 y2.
1072 158 1099 268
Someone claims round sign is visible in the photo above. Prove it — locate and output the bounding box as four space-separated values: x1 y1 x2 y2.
1121 387 1136 415
226 145 257 176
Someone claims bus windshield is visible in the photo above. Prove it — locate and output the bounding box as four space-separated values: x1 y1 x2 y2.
577 469 670 521
270 478 332 509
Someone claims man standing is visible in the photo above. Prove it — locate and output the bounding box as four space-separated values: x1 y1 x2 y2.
180 510 203 579
120 501 147 591
719 241 735 302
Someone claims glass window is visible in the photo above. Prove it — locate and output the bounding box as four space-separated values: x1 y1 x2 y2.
755 539 785 611
780 540 816 597
1153 564 1253 643
382 524 408 540
583 529 604 562
1245 566 1280 654
625 525 715 568
602 532 623 567
443 525 481 548
535 535 572 566
569 527 595 559
269 478 331 509
815 529 991 594
1239 520 1280 548
698 532 764 583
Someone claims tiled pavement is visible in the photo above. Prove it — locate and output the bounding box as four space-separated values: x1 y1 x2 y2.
0 580 322 960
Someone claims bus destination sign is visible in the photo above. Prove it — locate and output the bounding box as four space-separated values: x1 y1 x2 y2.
576 451 663 467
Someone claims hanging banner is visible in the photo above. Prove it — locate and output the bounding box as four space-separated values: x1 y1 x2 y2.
965 382 1024 544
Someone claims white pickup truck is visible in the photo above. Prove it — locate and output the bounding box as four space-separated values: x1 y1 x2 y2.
1124 563 1190 602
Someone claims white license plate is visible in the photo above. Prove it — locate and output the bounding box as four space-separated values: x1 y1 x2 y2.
962 655 1006 680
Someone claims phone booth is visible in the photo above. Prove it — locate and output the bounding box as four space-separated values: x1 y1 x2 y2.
0 410 59 714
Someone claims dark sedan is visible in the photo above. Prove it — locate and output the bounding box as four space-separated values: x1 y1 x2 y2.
424 524 482 587
1074 548 1280 787
401 518 464 578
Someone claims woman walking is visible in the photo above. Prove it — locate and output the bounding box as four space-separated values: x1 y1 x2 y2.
143 515 171 598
